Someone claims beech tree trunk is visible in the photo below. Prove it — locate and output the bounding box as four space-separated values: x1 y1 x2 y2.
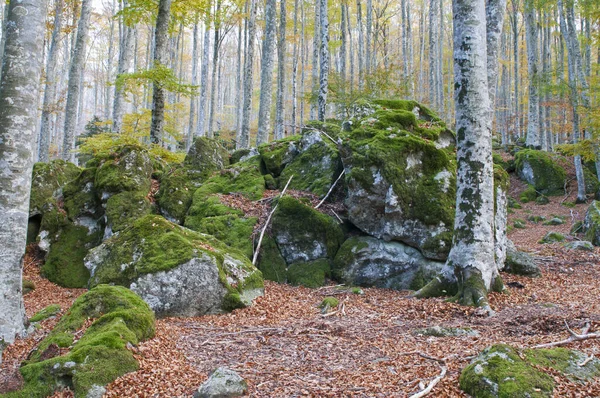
416 0 501 310
207 0 222 138
0 0 46 345
256 0 277 145
524 1 540 149
113 0 136 133
149 0 172 145
238 0 258 148
187 20 200 149
39 0 64 162
197 19 211 137
318 0 329 122
274 0 287 140
62 0 93 161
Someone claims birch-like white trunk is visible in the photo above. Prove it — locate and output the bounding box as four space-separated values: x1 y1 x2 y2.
356 0 364 90
187 20 200 150
291 0 299 134
256 0 277 145
197 20 211 137
274 0 286 140
417 0 499 309
207 0 222 138
310 1 320 120
317 0 329 122
113 2 136 133
62 0 92 161
524 2 540 149
0 0 46 345
238 0 258 148
39 0 64 162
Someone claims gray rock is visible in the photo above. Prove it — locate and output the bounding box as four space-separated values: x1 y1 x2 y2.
85 215 263 317
583 201 600 246
539 231 566 244
563 241 594 251
185 136 230 174
413 326 479 337
504 240 541 277
86 385 106 398
332 236 445 290
194 367 247 398
543 217 564 226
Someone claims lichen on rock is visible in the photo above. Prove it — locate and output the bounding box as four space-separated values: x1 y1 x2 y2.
514 149 567 196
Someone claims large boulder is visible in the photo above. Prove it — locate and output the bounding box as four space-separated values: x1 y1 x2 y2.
340 100 456 260
332 236 444 290
13 285 155 398
94 146 153 195
279 126 344 197
258 136 300 177
185 136 230 174
85 215 263 317
460 344 600 397
583 200 600 246
504 240 541 277
514 149 567 195
29 160 80 217
155 167 204 224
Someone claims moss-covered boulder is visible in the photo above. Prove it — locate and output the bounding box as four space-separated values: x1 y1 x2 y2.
185 136 229 174
94 146 153 195
256 237 287 283
332 236 444 290
287 259 331 288
29 160 80 217
10 285 155 398
504 240 541 277
583 200 600 246
279 130 344 197
539 231 566 244
84 215 263 317
155 167 204 224
184 158 264 257
271 196 344 264
258 135 300 176
339 100 456 260
515 149 567 195
460 344 600 398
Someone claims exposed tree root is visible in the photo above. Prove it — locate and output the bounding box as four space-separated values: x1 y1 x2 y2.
531 321 600 349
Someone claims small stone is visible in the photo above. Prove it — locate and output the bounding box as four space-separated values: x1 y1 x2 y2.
543 217 564 226
413 326 479 337
538 231 566 244
563 241 594 251
86 385 107 398
504 240 541 277
194 367 247 398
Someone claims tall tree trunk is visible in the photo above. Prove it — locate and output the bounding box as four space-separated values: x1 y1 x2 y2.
275 0 287 140
429 0 439 109
318 0 329 122
356 0 364 90
346 3 354 93
197 19 211 137
340 1 347 85
417 0 500 310
310 1 320 119
256 0 277 145
0 0 46 345
187 19 200 150
149 0 172 145
207 0 222 138
291 0 299 134
365 0 372 75
105 0 117 121
238 0 258 148
113 0 136 133
39 0 64 162
62 0 92 161
524 1 540 149
235 16 244 142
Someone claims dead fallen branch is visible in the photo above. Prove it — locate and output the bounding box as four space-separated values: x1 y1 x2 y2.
252 176 293 266
409 364 447 398
531 321 599 349
316 170 345 209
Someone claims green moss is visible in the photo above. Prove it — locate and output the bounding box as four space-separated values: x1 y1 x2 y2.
493 153 513 171
493 164 510 192
527 215 546 223
303 120 343 138
94 148 153 194
184 136 230 174
520 184 538 203
542 217 564 226
230 148 254 164
460 344 555 398
372 99 442 124
188 214 257 259
562 201 576 208
571 220 583 234
62 168 103 219
12 286 155 398
191 159 266 203
155 167 204 224
538 231 566 244
508 196 522 209
29 160 81 216
272 196 345 260
584 167 600 194
513 219 526 229
287 259 331 288
22 279 35 294
263 174 277 189
257 237 287 283
525 348 600 381
319 297 339 309
105 191 152 233
409 268 426 290
29 305 61 323
41 222 102 288
279 140 343 197
258 135 301 176
515 149 567 195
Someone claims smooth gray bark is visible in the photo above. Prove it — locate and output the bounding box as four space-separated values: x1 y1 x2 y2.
0 0 46 345
238 0 258 148
187 20 200 150
197 20 210 137
105 0 117 121
256 0 277 145
290 0 299 134
317 0 329 122
524 1 540 149
207 0 222 138
62 0 92 161
274 0 286 140
149 0 171 145
356 0 364 90
113 0 136 133
310 1 320 119
39 0 64 162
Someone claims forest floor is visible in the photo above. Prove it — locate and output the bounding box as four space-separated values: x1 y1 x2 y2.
2 177 600 397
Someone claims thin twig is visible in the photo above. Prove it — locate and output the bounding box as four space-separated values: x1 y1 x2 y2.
578 354 595 367
531 321 599 349
252 176 294 266
316 170 346 209
409 364 447 398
